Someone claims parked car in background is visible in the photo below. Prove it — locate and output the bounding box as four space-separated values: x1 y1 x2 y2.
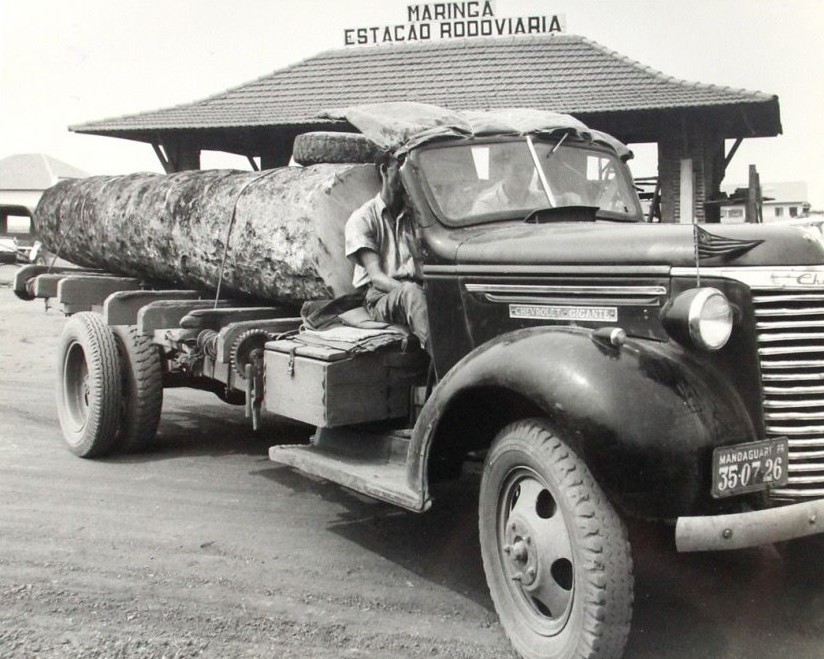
0 236 45 265
0 209 48 266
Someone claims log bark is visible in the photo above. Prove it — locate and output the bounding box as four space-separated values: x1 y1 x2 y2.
34 165 380 304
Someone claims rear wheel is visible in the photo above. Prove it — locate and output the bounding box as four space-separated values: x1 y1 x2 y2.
56 312 122 458
479 419 633 659
113 325 163 452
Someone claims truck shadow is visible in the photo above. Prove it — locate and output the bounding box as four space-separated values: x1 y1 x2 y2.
626 523 824 658
254 462 824 658
102 392 314 462
254 464 495 612
100 383 824 656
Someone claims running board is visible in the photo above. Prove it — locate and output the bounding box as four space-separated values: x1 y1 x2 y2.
268 427 429 512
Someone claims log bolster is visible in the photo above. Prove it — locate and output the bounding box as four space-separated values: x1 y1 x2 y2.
104 290 204 326
137 300 232 335
32 274 69 299
57 276 142 315
23 271 140 314
13 265 102 301
179 307 298 331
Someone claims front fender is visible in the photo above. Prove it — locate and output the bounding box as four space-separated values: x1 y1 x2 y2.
410 326 756 519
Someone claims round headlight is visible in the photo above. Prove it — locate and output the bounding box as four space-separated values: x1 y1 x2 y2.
662 287 733 351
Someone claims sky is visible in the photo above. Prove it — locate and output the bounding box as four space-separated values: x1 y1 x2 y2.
1 0 823 206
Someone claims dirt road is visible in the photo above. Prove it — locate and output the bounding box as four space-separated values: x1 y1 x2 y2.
1 280 823 658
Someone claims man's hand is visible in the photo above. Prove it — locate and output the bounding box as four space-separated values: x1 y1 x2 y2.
357 249 402 293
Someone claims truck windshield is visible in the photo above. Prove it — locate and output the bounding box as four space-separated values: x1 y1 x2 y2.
416 137 642 226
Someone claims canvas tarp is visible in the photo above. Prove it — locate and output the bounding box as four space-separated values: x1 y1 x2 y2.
319 102 632 160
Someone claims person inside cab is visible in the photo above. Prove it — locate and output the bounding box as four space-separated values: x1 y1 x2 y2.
471 147 548 215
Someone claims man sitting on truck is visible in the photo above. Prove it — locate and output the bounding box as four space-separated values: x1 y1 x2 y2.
344 150 430 354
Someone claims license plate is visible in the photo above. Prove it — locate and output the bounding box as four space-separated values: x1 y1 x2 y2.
711 437 789 498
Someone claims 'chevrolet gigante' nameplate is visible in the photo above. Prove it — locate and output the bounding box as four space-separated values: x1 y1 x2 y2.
509 304 618 322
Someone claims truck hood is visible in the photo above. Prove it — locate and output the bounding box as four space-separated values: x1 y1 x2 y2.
452 221 824 267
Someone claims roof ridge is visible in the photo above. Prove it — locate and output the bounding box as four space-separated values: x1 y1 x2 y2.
578 35 775 101
39 153 54 181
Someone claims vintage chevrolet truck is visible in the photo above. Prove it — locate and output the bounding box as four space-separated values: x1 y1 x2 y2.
14 106 824 659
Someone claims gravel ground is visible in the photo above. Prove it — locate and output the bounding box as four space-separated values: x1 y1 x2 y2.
1 276 824 658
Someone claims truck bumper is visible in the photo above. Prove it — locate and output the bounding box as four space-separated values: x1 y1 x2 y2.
675 498 824 552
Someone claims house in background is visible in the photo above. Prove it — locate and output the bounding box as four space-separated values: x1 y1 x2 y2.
719 181 810 223
0 153 88 237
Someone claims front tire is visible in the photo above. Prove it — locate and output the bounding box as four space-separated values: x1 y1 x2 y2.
479 419 633 659
56 312 122 458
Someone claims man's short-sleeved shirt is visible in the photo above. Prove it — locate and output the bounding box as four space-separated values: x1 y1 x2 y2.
345 193 420 289
471 180 549 215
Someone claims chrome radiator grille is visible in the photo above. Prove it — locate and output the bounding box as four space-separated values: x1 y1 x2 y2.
671 265 824 500
753 284 824 498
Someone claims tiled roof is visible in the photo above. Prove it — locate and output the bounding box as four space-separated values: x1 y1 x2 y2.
71 33 779 136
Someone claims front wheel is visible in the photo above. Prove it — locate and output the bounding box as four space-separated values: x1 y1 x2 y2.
56 312 122 458
479 419 633 659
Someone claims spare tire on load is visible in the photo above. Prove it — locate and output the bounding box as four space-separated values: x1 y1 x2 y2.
292 132 379 166
34 164 380 305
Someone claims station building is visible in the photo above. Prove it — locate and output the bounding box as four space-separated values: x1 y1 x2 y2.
70 34 781 224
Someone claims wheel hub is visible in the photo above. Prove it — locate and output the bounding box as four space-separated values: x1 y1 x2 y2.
63 342 91 432
497 472 576 632
504 518 538 587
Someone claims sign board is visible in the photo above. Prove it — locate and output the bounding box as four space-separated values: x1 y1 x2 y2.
344 2 565 46
509 305 618 322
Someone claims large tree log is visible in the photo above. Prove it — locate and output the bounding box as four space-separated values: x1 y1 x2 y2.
34 165 380 304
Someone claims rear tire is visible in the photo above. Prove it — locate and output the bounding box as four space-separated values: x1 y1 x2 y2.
113 325 163 452
56 312 122 458
479 419 633 659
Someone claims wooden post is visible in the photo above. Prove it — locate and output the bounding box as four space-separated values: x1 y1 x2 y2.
261 132 299 169
746 164 762 223
168 144 201 172
647 178 661 223
704 139 726 224
679 158 694 224
154 142 201 172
